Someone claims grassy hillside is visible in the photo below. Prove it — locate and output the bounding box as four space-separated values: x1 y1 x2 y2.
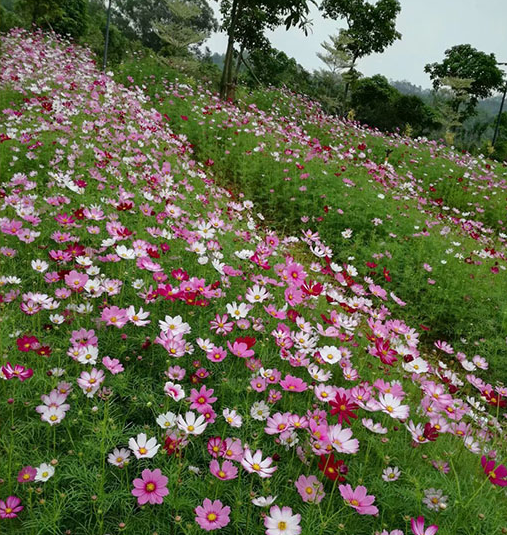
115 57 507 384
0 30 506 535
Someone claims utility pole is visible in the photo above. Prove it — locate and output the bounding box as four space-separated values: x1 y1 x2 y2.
102 0 112 72
492 62 507 147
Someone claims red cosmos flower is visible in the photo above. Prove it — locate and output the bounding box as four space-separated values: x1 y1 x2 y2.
423 423 439 442
287 309 301 323
163 435 184 457
482 389 506 408
36 346 52 358
16 335 39 352
481 456 507 486
73 208 85 220
318 453 348 482
372 338 398 366
146 247 160 259
301 279 323 296
330 393 358 425
116 202 133 211
383 266 391 282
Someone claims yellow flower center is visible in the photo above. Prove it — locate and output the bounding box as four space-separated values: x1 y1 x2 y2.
207 513 217 521
188 425 195 432
278 521 287 530
146 483 156 491
252 463 261 471
306 486 313 494
139 447 147 455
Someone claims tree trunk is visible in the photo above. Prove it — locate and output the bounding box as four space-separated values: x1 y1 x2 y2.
219 0 242 100
342 54 358 116
234 45 244 80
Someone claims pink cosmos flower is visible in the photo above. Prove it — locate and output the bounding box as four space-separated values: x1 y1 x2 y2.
279 375 308 392
101 306 129 328
76 368 105 397
223 438 243 462
434 340 453 354
131 468 169 505
209 314 234 336
226 340 254 359
189 385 217 410
339 484 379 515
64 270 89 291
195 498 231 531
410 516 438 535
284 263 307 287
327 424 360 454
209 459 238 480
102 356 124 374
207 437 226 458
295 474 325 503
0 496 23 519
206 346 227 363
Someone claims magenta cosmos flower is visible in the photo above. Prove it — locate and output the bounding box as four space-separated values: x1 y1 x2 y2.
195 498 231 531
131 468 169 505
339 484 379 515
410 516 438 535
17 466 37 483
481 456 507 486
0 496 23 519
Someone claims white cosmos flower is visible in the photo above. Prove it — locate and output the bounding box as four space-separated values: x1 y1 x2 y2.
107 447 131 467
252 495 277 507
156 411 176 429
128 433 160 459
250 401 270 421
176 411 207 435
31 259 48 272
35 463 55 482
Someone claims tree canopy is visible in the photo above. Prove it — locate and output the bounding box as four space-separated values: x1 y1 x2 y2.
425 44 504 119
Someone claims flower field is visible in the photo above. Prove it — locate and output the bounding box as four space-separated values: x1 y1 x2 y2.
1 30 506 535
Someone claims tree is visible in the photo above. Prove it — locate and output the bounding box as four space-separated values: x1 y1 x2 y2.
320 0 402 108
84 0 131 65
217 0 315 99
350 75 437 135
245 46 312 93
425 44 504 120
112 0 217 53
153 0 210 56
17 0 88 39
317 30 361 113
317 32 355 75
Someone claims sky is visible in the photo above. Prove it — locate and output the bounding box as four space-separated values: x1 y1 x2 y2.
204 0 507 88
